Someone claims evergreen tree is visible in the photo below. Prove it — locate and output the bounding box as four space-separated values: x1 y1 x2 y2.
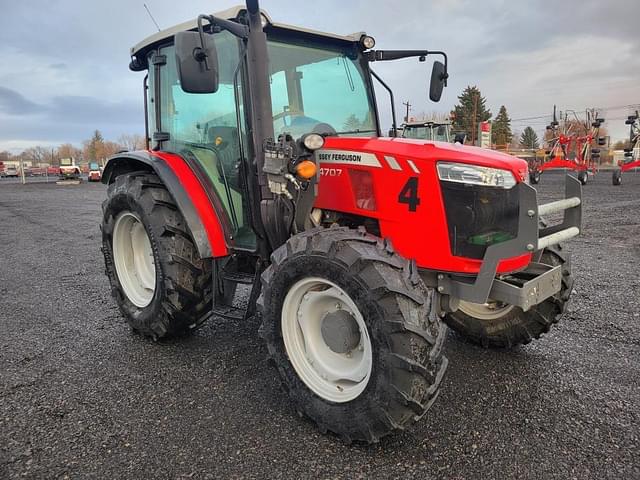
519 126 540 149
492 105 513 146
86 130 105 161
342 114 363 132
451 86 491 144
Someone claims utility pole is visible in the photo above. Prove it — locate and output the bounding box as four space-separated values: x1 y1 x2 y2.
20 160 26 185
402 101 412 123
471 93 479 146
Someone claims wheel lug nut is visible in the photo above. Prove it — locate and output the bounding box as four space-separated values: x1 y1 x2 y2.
335 303 341 310
358 344 364 351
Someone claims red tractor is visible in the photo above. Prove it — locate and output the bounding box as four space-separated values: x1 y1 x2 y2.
101 1 582 443
529 106 606 185
612 111 639 185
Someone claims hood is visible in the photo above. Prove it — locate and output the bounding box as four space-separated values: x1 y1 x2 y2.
322 136 529 182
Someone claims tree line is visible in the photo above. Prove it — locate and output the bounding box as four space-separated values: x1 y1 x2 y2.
450 85 542 150
0 131 145 167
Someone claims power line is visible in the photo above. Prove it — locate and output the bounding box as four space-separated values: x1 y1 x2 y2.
510 102 640 123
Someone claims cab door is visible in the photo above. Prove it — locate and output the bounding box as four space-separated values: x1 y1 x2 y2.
147 31 256 250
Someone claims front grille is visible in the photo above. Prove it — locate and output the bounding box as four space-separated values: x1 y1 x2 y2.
440 181 519 259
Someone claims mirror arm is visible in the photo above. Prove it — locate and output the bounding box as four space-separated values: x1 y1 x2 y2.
196 14 249 41
366 49 448 86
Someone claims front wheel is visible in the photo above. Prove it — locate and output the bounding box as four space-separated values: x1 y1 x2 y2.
444 246 573 348
258 227 448 443
102 172 212 339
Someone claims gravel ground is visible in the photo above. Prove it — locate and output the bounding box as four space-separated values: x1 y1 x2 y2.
1 172 639 479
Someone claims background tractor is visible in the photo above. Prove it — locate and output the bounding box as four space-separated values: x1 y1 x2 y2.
400 119 466 144
58 157 81 182
88 162 102 182
101 1 582 443
612 111 640 185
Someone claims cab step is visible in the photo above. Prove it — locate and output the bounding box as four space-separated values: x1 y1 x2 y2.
212 304 247 321
221 271 255 285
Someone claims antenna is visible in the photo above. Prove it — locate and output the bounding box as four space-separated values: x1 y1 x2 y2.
144 3 161 32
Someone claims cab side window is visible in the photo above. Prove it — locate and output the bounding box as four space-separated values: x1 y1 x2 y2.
148 31 255 249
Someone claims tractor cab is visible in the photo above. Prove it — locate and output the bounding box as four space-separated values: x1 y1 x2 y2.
127 5 448 251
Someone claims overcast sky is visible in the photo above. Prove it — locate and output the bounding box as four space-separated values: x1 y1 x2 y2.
1 0 638 152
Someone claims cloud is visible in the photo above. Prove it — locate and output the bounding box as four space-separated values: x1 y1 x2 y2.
0 88 143 149
0 87 41 115
0 0 638 151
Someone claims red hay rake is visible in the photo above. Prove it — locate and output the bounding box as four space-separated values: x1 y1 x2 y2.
529 106 606 185
612 111 639 185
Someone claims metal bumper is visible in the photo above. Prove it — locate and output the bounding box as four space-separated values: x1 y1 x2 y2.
429 174 581 311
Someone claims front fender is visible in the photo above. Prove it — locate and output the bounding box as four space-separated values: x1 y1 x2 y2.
102 151 229 259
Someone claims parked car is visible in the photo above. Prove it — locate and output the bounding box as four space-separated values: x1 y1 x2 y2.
5 166 19 177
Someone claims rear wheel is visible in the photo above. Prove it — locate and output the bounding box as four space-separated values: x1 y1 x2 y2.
529 170 541 184
612 169 622 186
102 172 212 339
444 246 573 348
258 227 448 443
577 170 588 185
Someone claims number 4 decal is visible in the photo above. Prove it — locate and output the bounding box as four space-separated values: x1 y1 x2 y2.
398 177 420 212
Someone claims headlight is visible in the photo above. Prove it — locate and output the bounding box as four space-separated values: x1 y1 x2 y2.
360 35 376 50
302 133 324 151
437 161 517 189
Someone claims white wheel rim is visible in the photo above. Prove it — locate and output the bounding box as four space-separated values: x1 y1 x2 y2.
458 300 514 320
112 212 156 308
281 277 373 403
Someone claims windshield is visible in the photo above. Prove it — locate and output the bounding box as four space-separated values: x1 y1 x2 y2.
403 126 429 139
403 124 450 142
267 40 377 138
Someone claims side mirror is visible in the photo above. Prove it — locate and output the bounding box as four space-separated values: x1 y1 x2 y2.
175 31 219 94
429 61 446 102
454 133 466 144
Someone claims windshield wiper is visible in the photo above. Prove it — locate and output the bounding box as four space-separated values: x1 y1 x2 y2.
334 129 377 135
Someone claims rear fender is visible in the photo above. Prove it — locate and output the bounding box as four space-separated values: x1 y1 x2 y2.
102 151 229 259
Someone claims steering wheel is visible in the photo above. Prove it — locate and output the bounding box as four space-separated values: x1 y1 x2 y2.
272 109 305 125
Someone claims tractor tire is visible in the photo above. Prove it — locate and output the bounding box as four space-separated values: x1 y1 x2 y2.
444 245 573 349
612 169 622 186
101 172 212 339
529 170 541 184
258 226 448 444
577 171 588 185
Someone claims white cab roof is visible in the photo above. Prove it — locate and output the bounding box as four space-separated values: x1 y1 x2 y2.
131 5 365 56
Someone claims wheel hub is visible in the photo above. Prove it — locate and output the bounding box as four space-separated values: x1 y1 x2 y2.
321 310 360 354
112 212 156 308
280 277 373 403
458 299 514 320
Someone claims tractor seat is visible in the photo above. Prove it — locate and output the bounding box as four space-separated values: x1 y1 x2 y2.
183 144 245 230
207 126 241 186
